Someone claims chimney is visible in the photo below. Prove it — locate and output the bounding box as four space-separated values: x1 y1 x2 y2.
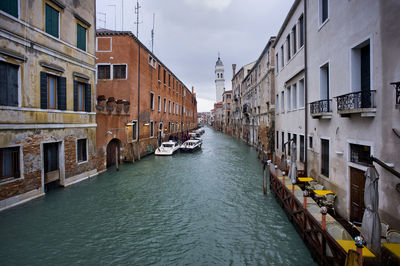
232 64 237 76
191 86 194 94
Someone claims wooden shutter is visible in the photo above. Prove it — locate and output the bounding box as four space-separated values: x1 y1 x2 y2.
77 24 86 51
58 77 66 110
40 72 47 109
0 0 19 18
73 80 78 111
85 83 91 112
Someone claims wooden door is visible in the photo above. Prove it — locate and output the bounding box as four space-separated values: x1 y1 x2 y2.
350 167 365 223
106 139 120 168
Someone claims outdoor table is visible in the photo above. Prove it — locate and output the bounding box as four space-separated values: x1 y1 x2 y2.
383 243 400 259
313 190 334 196
285 184 301 190
298 177 313 182
336 240 376 258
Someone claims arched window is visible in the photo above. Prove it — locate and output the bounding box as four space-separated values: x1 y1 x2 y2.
221 73 223 78
217 73 220 78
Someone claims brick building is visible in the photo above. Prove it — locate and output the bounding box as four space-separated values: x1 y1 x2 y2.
222 90 232 135
0 0 97 210
95 30 197 171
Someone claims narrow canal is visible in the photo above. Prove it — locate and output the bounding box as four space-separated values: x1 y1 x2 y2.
0 127 316 265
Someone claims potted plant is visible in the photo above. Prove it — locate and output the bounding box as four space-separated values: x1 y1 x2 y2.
106 97 116 112
96 95 106 111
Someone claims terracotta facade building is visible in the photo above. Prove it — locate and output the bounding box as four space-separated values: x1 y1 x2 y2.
95 30 197 171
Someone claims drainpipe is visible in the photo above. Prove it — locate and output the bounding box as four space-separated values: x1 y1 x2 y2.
137 41 141 160
304 0 308 174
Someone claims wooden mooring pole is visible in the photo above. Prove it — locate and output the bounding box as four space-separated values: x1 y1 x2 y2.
115 146 119 171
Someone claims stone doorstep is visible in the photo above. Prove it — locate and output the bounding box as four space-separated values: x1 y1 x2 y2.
62 169 98 187
0 188 44 212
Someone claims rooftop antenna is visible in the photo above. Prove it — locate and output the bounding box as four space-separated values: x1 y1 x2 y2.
134 0 142 38
151 13 155 53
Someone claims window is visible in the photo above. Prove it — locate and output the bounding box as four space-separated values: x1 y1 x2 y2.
276 131 279 150
321 139 329 177
292 25 297 54
77 82 85 111
113 65 126 79
77 23 86 51
168 122 171 133
300 135 305 162
157 64 161 81
77 139 87 162
168 74 171 88
287 34 291 60
227 103 231 109
148 55 156 68
168 100 171 113
163 69 166 84
150 92 154 110
98 65 110 79
299 15 304 47
320 63 329 100
0 0 18 17
292 83 297 110
132 121 137 141
74 81 91 112
288 133 291 156
45 3 59 38
350 144 372 166
275 54 279 73
43 142 59 173
150 121 154 137
281 132 284 152
280 45 284 68
158 95 161 112
227 94 231 99
40 72 66 110
351 40 371 94
281 91 285 112
0 61 18 107
172 102 175 114
0 147 20 182
299 79 305 108
320 0 329 25
276 94 279 113
287 86 291 111
309 136 313 149
163 98 166 112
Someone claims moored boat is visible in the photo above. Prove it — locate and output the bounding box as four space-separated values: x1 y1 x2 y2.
155 141 180 156
180 138 202 152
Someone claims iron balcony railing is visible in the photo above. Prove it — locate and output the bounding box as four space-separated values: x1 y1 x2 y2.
243 104 250 114
336 90 376 111
310 99 332 114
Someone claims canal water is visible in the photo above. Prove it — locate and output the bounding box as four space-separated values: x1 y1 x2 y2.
0 127 316 265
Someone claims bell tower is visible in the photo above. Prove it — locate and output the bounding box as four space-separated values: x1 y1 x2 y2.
215 53 225 102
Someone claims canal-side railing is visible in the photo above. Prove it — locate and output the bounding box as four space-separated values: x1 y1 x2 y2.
268 168 347 265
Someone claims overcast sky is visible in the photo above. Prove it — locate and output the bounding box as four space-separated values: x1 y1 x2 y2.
96 0 294 112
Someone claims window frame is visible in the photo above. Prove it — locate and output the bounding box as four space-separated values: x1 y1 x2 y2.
76 21 87 51
77 82 85 111
321 138 330 177
113 64 127 80
76 138 88 164
0 146 21 183
319 0 329 27
150 121 154 137
150 92 154 110
47 74 58 109
0 60 20 107
97 64 111 80
132 120 138 141
44 2 61 38
157 95 161 112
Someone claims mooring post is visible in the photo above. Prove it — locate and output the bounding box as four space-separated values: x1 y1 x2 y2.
303 190 309 209
282 171 285 185
354 236 365 266
274 165 278 179
263 160 271 195
320 206 327 230
115 146 119 171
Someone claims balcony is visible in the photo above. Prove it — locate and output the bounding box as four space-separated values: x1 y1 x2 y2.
336 90 376 117
310 99 332 119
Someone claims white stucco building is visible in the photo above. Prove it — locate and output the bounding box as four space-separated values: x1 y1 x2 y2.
306 0 400 228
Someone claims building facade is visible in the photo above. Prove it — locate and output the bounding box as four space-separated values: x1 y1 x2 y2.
306 0 400 228
95 30 198 171
274 0 306 171
222 90 232 135
0 0 97 210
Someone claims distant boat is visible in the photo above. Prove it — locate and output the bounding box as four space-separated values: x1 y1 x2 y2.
155 141 180 156
180 138 202 152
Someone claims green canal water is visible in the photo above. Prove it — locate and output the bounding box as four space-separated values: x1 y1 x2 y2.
0 127 316 265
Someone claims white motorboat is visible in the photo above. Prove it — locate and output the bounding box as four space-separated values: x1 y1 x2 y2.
155 141 180 156
180 138 202 152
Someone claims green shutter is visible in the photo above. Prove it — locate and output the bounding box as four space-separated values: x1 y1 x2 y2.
84 83 91 112
77 24 86 51
45 4 59 38
73 80 78 111
58 77 66 110
40 72 48 109
0 0 18 18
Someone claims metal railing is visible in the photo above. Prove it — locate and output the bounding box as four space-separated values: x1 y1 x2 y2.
336 90 376 111
310 99 332 114
242 104 250 114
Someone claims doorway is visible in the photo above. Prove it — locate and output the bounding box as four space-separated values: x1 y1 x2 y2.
158 123 163 147
43 142 60 185
106 139 121 168
350 167 366 224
